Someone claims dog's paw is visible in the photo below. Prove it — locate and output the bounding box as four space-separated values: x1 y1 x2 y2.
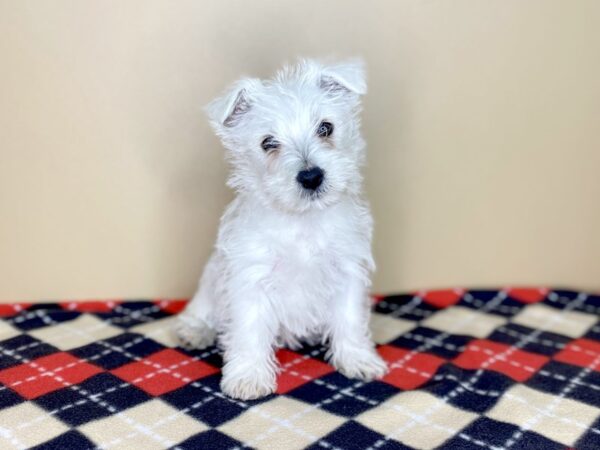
173 316 216 350
220 362 276 400
332 347 388 381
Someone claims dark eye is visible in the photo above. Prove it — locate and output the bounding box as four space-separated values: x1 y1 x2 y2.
261 135 280 151
317 121 334 138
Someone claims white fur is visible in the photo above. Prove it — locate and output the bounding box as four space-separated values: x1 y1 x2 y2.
174 59 387 400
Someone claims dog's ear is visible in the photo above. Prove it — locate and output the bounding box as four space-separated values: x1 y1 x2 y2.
320 59 367 96
206 78 262 132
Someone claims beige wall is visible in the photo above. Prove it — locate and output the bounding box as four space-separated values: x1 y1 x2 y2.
1 0 599 302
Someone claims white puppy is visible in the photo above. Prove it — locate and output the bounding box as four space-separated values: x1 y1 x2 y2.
175 59 387 400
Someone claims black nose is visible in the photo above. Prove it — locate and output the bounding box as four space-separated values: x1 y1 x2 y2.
297 167 324 191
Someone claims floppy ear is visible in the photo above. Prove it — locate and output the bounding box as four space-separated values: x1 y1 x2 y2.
205 78 262 132
320 59 367 96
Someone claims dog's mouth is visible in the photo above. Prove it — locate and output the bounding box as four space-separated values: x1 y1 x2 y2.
301 186 326 201
298 185 341 212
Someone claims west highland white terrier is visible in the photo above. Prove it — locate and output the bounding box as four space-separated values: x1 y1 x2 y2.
175 59 388 400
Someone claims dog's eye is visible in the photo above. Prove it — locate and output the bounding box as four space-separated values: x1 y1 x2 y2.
261 136 280 151
317 121 334 138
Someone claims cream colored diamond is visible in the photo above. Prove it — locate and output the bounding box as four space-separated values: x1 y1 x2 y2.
357 390 477 449
512 303 597 338
0 402 69 449
29 314 123 350
370 313 416 344
0 321 21 341
219 396 344 450
130 316 178 347
487 384 600 446
79 399 207 450
422 306 507 338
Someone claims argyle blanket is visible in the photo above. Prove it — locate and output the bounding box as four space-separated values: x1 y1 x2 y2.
0 289 599 450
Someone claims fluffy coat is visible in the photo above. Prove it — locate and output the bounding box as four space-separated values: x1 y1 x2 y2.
175 59 387 400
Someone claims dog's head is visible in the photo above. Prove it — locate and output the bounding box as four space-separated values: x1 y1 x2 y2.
207 59 367 213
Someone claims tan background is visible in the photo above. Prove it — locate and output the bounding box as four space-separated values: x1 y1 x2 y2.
1 0 599 302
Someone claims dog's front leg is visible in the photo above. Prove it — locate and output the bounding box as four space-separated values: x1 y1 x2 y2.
327 275 388 381
220 283 278 400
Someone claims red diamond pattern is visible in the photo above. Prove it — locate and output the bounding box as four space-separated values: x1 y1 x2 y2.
155 299 188 314
275 349 334 394
419 289 465 308
507 288 548 304
554 338 600 371
453 339 549 382
378 345 445 390
110 349 219 396
0 303 31 317
0 352 102 399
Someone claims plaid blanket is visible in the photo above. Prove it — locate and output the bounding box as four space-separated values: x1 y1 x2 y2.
0 289 599 450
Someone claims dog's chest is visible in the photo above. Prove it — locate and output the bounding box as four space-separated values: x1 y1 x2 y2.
266 230 340 335
268 228 348 335
270 226 337 285
223 198 368 315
